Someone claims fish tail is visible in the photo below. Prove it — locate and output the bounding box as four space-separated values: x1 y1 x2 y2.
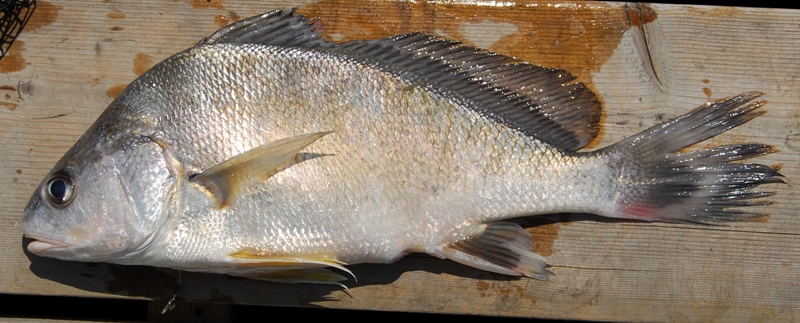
604 92 783 224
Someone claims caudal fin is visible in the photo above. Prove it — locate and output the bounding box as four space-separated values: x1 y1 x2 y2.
605 92 783 224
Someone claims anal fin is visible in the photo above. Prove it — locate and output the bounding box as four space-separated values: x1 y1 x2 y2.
439 222 552 280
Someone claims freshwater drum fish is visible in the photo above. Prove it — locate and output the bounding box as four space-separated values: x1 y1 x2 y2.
21 9 782 285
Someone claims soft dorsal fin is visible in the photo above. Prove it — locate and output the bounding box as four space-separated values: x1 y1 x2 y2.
333 34 602 151
190 132 331 208
199 10 601 151
198 8 334 49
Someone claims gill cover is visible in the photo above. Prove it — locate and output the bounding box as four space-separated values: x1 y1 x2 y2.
22 138 173 262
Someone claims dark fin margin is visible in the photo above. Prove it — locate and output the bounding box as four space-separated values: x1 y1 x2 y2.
440 222 552 280
333 33 602 151
198 8 334 49
606 92 784 224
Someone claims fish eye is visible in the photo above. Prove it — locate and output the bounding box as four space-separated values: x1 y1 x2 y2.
44 171 75 208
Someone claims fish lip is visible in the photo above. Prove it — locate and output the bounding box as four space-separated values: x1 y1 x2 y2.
24 234 70 254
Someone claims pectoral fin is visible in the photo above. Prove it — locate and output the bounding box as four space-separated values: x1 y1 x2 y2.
190 132 332 208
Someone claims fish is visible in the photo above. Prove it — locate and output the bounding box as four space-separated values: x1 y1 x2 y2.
21 9 782 286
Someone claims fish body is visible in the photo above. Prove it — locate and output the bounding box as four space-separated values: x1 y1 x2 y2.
21 10 781 284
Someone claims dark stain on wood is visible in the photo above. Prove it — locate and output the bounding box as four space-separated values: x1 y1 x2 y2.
25 1 62 32
702 79 710 84
106 84 128 99
107 9 126 19
513 285 536 305
0 41 29 73
527 214 572 257
189 0 224 10
33 113 69 119
16 169 22 174
133 53 154 76
0 102 18 110
688 6 743 17
110 26 124 31
703 87 712 98
628 3 658 28
476 281 489 297
215 12 241 27
298 0 629 85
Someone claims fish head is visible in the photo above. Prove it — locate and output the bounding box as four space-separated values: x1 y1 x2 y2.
21 110 174 262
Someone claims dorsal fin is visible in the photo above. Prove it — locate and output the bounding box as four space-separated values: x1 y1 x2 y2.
333 34 602 151
198 10 601 151
198 8 334 49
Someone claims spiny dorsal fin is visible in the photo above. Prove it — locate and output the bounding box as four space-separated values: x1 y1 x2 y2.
190 132 331 208
198 8 334 49
333 33 602 151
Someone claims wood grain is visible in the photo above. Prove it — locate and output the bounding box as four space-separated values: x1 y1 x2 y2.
1 1 798 322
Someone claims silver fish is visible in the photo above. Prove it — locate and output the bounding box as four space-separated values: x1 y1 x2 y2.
21 9 782 285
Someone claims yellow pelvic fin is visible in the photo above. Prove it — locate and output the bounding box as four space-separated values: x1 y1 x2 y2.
229 249 356 282
190 131 332 208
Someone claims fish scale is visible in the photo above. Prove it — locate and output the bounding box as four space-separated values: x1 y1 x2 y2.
21 9 781 285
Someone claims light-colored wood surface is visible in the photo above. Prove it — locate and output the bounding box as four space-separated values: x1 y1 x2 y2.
1 1 798 322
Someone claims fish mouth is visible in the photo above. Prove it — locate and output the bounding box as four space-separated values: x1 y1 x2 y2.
24 234 70 254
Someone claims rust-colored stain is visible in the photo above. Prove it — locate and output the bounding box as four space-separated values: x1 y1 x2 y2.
110 26 124 31
106 84 128 99
476 281 534 303
0 85 15 91
297 0 630 85
0 41 29 73
107 9 125 19
25 1 62 32
189 0 224 10
513 285 536 305
89 78 101 86
627 3 657 28
133 53 154 76
476 281 489 297
0 102 18 110
527 214 571 257
297 1 627 151
702 87 712 98
4 93 10 99
702 79 710 84
688 6 743 17
215 12 242 27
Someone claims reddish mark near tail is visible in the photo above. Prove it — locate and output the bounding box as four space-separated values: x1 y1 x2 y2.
622 204 665 221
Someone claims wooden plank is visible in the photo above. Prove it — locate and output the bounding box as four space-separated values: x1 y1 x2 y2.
1 1 798 322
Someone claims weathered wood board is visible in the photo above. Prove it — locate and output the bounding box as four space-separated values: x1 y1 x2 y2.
1 1 798 322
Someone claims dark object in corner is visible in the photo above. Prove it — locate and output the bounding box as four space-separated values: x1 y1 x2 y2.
0 0 35 60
